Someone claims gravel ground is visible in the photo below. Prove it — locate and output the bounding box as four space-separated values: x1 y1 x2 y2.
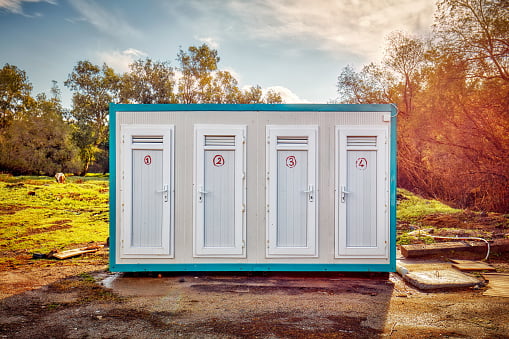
1 253 508 339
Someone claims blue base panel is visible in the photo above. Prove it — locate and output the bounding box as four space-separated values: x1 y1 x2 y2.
110 263 396 273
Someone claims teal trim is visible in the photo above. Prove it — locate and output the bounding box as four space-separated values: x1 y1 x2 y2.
389 104 398 272
110 263 394 272
109 103 117 271
110 103 394 112
108 103 398 273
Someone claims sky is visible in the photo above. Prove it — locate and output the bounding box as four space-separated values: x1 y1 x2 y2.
0 0 435 108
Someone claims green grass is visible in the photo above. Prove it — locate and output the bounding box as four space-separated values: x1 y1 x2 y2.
0 175 486 254
0 174 109 254
397 188 461 223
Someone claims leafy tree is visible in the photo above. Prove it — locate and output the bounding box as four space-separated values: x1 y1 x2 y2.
337 64 396 104
434 0 509 81
175 44 283 104
336 0 509 212
237 85 263 104
119 58 177 104
65 61 120 175
263 88 283 104
384 32 425 116
0 91 81 175
176 44 220 104
65 45 282 173
0 63 34 128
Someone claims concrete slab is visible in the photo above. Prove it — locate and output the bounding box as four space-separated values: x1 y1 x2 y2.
403 270 481 290
396 260 482 290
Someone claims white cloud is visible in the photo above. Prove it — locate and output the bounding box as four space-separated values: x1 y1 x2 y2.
97 48 147 73
0 0 55 16
263 86 310 104
225 0 434 61
67 0 141 39
196 36 220 49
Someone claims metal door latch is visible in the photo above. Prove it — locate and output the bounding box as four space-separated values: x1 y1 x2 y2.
341 186 351 203
304 185 314 202
198 185 208 203
157 185 169 202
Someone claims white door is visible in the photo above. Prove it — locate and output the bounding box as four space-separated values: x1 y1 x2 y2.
336 127 388 258
266 126 318 257
120 125 174 258
194 125 246 257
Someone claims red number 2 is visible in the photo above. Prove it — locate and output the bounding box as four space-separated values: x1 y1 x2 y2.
213 155 225 167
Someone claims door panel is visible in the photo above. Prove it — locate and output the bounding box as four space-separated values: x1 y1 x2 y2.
266 126 317 257
204 150 235 248
277 150 308 247
132 149 164 248
336 128 388 258
120 125 174 258
194 126 246 257
345 150 377 247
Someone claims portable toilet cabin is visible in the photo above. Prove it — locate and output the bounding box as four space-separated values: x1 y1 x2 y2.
109 104 397 272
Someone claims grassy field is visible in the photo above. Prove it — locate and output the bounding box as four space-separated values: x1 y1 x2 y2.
0 175 506 266
397 188 508 245
0 174 109 265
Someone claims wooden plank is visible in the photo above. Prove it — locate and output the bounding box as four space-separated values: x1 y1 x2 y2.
401 242 487 258
450 260 496 272
51 245 103 260
482 273 509 298
401 239 509 258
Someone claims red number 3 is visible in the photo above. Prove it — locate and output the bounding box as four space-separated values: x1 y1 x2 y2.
286 155 297 168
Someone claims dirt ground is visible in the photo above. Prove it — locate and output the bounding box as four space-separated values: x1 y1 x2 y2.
1 209 508 339
1 248 509 339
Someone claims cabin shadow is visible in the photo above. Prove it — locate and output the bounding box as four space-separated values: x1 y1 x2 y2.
0 270 395 338
112 270 396 338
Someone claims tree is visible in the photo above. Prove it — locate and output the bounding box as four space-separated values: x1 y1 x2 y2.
65 61 120 175
337 63 396 104
384 32 425 116
0 91 82 175
176 44 220 104
0 63 34 128
175 44 284 104
119 58 177 104
263 89 284 104
336 0 509 212
434 0 509 81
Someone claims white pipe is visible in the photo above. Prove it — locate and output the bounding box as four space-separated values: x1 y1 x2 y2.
426 235 491 260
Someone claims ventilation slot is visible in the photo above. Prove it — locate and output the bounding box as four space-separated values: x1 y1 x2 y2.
347 136 376 147
277 136 308 145
205 135 235 147
132 136 163 144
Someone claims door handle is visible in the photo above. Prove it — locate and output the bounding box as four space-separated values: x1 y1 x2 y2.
341 186 350 203
303 185 314 202
198 185 208 203
157 185 168 202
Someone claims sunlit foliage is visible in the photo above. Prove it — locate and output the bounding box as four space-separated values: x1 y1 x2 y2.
337 0 509 212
